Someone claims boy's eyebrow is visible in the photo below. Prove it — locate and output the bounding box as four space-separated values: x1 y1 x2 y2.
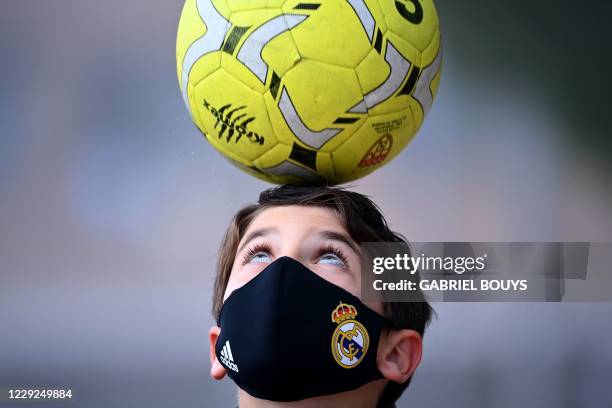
317 230 360 255
237 227 277 253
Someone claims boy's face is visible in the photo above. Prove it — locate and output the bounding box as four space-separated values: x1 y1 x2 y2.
223 205 383 316
209 205 423 407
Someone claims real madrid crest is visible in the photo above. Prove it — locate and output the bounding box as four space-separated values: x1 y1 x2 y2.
331 302 369 369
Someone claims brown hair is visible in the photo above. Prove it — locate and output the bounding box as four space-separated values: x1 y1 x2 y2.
212 185 433 407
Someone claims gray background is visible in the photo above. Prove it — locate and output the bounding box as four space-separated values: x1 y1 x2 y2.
1 1 612 407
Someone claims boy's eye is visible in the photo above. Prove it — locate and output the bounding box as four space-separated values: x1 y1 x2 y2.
248 251 272 264
318 253 346 266
241 243 274 265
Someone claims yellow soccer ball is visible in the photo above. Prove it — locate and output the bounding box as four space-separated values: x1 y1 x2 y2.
177 0 442 185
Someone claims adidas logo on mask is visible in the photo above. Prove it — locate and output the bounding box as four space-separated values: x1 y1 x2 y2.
219 340 239 373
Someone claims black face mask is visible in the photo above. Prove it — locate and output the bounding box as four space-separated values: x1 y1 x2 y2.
215 256 388 402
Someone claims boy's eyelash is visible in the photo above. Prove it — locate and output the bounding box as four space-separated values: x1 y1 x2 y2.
240 243 349 265
316 244 348 265
240 243 272 265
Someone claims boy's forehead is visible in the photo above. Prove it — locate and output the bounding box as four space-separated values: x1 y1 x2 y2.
248 205 344 232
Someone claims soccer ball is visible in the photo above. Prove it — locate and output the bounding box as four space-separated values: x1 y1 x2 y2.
177 0 441 185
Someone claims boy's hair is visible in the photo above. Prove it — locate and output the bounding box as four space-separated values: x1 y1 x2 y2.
212 185 433 408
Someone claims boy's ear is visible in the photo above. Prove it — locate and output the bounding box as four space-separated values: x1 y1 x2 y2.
376 329 423 384
209 326 227 380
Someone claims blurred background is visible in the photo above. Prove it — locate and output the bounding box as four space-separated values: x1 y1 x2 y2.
1 1 612 407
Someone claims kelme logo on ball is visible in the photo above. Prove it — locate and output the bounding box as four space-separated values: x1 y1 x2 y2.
331 302 369 369
203 99 265 146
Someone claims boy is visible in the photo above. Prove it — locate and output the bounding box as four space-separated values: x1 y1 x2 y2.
209 185 432 407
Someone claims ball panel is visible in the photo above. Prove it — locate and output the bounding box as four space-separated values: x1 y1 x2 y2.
193 69 279 163
355 49 391 96
267 0 288 7
189 81 209 135
251 141 290 166
361 41 414 116
263 162 326 184
253 141 290 169
282 60 363 131
209 0 232 19
187 52 223 90
315 151 335 181
315 120 362 153
184 52 222 119
243 12 303 78
411 36 442 120
430 64 442 103
331 108 415 183
263 91 296 146
222 155 284 183
384 29 422 71
176 0 207 89
257 144 324 185
225 0 269 13
376 0 439 53
219 48 268 94
285 1 372 69
362 0 387 33
178 0 230 117
229 8 283 26
259 26 301 78
420 27 441 67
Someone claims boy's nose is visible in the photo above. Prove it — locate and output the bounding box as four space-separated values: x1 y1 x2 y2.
278 247 304 265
